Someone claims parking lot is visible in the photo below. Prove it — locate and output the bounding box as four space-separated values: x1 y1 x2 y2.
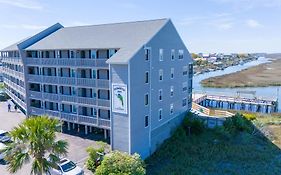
0 102 108 175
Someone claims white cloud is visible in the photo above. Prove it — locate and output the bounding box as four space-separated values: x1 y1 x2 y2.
1 24 46 30
246 19 262 28
0 0 43 10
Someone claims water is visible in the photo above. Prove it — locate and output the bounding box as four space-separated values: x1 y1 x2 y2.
193 57 281 112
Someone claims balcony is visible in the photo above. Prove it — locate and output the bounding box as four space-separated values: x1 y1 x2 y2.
43 93 59 101
96 59 108 67
29 91 42 99
76 59 96 67
61 112 78 123
2 57 22 64
27 74 42 82
43 76 58 84
76 78 96 87
98 118 110 128
58 77 75 85
5 89 26 110
30 107 44 116
25 58 39 65
58 58 76 66
96 79 109 89
60 95 76 103
45 110 60 118
97 99 110 108
78 115 97 125
77 97 96 105
4 79 25 94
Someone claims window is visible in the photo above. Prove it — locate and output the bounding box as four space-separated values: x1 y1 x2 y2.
171 68 174 79
188 79 193 93
183 82 188 92
159 69 163 81
145 115 149 127
109 49 116 57
91 50 97 59
189 63 193 78
170 86 174 97
92 69 96 79
70 50 75 58
183 66 188 76
178 50 184 59
182 98 187 107
159 109 162 120
170 104 174 114
145 48 151 61
94 108 97 116
145 94 149 106
159 49 163 61
171 49 175 60
145 71 149 84
159 89 162 101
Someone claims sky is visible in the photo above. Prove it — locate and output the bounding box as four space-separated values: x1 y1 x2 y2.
0 0 280 53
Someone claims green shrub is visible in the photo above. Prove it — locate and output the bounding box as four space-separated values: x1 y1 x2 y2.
95 151 146 175
86 142 106 173
223 113 253 135
243 113 257 121
182 117 205 135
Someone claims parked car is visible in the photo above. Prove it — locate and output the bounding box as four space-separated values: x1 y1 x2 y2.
48 158 84 175
0 130 11 143
0 142 7 160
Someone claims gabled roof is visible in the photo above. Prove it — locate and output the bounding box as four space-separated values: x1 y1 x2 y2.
26 19 170 64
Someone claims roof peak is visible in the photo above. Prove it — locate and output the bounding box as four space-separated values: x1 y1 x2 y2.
64 18 170 29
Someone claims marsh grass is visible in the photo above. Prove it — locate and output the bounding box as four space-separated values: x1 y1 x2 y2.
146 115 281 175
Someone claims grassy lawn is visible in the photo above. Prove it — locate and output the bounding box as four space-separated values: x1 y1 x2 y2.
146 114 281 175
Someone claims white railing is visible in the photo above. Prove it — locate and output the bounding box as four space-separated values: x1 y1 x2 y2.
43 76 58 84
29 91 42 99
61 113 78 123
96 59 108 67
25 58 40 65
60 95 76 102
76 78 96 87
27 74 42 82
45 110 60 118
98 119 110 128
43 93 59 101
77 97 96 105
5 89 26 109
76 59 96 67
41 58 57 65
78 115 98 125
96 79 109 89
59 77 75 85
30 107 44 116
97 99 110 107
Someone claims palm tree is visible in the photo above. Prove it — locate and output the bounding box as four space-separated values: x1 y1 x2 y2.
3 116 68 175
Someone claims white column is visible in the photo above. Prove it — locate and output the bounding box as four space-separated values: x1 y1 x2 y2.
85 125 88 135
104 129 107 139
67 122 70 131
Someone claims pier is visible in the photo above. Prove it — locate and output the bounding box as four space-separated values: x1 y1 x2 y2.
193 92 278 114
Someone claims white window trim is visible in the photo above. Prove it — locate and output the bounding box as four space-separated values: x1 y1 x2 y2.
170 104 174 115
171 68 174 79
171 49 175 61
170 86 174 97
159 48 164 61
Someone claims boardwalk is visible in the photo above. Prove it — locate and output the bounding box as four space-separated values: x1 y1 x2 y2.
193 93 278 113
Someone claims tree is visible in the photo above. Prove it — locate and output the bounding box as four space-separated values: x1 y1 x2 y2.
86 141 107 173
3 116 68 175
95 151 146 175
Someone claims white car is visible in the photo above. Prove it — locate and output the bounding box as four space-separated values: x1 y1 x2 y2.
0 142 7 160
0 130 11 143
48 158 84 175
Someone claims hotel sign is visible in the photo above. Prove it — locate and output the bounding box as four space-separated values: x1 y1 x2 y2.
112 84 128 114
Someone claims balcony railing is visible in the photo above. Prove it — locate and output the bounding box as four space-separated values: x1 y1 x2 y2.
30 107 45 116
98 118 110 128
43 76 58 84
61 112 78 123
29 91 42 99
5 89 26 110
45 110 60 118
43 93 59 101
27 74 42 82
77 96 96 105
60 95 76 103
76 78 96 87
59 77 76 85
97 99 110 108
4 78 25 94
96 79 109 89
78 115 97 125
24 57 108 67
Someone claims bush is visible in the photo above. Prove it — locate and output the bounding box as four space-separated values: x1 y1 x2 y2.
95 151 146 175
86 142 106 173
223 113 253 135
182 117 205 135
243 113 257 121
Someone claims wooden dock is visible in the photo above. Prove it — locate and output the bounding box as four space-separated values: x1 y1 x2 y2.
192 93 278 114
